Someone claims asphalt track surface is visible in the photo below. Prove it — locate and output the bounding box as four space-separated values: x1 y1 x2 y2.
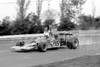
0 35 100 67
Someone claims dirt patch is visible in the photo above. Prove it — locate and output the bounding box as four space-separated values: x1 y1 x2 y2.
32 55 100 67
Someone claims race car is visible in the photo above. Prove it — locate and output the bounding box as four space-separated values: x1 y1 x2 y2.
11 32 79 52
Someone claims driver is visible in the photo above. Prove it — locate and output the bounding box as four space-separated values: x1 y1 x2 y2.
44 26 51 38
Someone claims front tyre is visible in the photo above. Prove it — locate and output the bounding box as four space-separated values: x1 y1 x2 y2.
66 42 73 49
38 44 47 52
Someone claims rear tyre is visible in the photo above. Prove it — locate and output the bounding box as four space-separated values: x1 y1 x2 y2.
38 44 47 52
72 38 79 49
67 38 79 49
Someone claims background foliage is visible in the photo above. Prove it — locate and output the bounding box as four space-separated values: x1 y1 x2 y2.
0 0 100 36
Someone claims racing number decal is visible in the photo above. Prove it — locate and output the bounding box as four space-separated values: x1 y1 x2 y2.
51 40 59 46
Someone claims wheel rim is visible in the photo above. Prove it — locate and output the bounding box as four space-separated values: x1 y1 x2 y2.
43 44 47 50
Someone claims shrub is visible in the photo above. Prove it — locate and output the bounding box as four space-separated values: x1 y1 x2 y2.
43 19 55 26
0 17 11 35
58 18 76 31
11 14 44 35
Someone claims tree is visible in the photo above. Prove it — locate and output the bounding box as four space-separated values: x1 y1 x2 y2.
14 0 31 34
58 18 76 31
11 13 43 35
26 13 44 33
92 0 96 27
78 15 95 30
41 9 59 20
60 0 86 21
27 12 41 25
93 17 100 29
58 0 86 31
43 19 55 26
0 16 11 35
16 0 30 21
36 0 43 19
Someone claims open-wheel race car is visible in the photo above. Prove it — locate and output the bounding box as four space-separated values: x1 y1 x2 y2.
11 31 79 52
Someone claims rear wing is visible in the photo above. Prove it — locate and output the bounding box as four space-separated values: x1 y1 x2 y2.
55 31 79 37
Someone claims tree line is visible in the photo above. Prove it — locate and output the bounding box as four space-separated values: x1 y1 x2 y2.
0 0 99 36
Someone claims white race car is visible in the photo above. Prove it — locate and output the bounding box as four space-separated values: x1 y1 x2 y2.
11 33 79 52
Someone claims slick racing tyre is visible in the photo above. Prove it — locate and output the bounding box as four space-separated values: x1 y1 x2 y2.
72 38 79 49
67 38 79 49
66 42 73 49
38 44 47 52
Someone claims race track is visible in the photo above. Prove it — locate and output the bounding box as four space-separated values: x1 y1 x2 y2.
0 33 100 67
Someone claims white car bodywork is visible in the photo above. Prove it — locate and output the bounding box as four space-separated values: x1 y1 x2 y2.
11 42 37 51
11 36 57 51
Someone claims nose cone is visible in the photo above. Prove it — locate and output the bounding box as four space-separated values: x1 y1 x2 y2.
10 46 22 51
